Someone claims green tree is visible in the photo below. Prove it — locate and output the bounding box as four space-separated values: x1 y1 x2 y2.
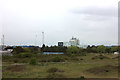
66 46 79 54
97 45 106 53
110 47 118 53
13 46 25 55
41 44 45 52
105 48 111 53
92 47 97 53
118 47 120 53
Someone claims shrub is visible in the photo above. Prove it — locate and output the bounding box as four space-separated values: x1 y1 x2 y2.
47 67 58 73
21 59 29 63
13 47 25 54
20 53 33 58
29 57 37 65
39 63 44 66
91 57 95 60
5 65 26 72
71 54 75 57
52 56 64 62
91 55 110 60
80 58 83 60
66 46 79 54
47 73 66 78
105 70 109 72
13 59 19 63
80 76 85 79
72 58 79 61
46 73 55 78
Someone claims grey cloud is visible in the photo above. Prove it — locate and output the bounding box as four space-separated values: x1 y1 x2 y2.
70 6 117 17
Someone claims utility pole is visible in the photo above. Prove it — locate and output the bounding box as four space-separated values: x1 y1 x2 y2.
42 32 44 45
2 34 4 51
35 34 37 46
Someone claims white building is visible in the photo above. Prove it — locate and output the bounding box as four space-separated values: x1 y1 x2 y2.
69 37 79 46
58 37 82 47
63 42 70 47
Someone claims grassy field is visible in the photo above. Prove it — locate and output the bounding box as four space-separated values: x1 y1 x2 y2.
2 53 118 78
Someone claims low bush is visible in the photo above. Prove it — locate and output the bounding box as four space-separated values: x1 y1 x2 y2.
47 73 66 78
71 58 79 61
20 53 33 58
39 63 44 66
80 58 83 60
21 58 29 63
86 65 118 75
91 55 110 60
71 54 75 57
47 67 58 73
80 76 85 79
52 56 64 62
5 65 26 72
29 57 37 65
13 59 19 63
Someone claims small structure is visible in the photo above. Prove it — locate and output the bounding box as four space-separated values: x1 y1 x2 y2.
58 37 80 47
63 42 70 47
58 42 63 47
0 49 13 56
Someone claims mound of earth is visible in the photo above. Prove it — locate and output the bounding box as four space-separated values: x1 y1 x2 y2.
86 65 118 75
4 65 26 72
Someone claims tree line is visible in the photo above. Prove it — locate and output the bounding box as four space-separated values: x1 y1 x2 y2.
41 44 119 54
5 44 120 55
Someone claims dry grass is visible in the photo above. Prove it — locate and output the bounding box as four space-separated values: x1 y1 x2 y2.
3 65 26 72
86 65 118 75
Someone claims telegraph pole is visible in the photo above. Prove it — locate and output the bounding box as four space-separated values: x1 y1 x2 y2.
35 34 37 46
2 34 4 51
42 32 44 45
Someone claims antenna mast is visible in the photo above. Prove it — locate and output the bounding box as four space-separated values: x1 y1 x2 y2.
42 32 44 45
2 34 4 51
35 34 37 46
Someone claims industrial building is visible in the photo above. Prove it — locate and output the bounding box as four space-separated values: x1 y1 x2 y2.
69 37 79 46
63 42 70 47
58 37 80 47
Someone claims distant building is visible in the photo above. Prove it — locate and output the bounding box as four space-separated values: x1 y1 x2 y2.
58 37 80 47
69 37 79 46
58 42 63 46
63 42 70 47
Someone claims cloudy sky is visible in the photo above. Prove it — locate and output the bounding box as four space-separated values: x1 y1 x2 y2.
0 0 119 46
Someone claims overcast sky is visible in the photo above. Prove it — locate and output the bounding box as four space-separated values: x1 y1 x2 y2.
0 0 119 46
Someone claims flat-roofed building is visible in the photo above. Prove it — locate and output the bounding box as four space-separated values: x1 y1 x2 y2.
69 37 79 46
58 42 63 46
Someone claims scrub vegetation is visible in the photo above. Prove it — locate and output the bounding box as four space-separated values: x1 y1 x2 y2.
2 45 119 78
